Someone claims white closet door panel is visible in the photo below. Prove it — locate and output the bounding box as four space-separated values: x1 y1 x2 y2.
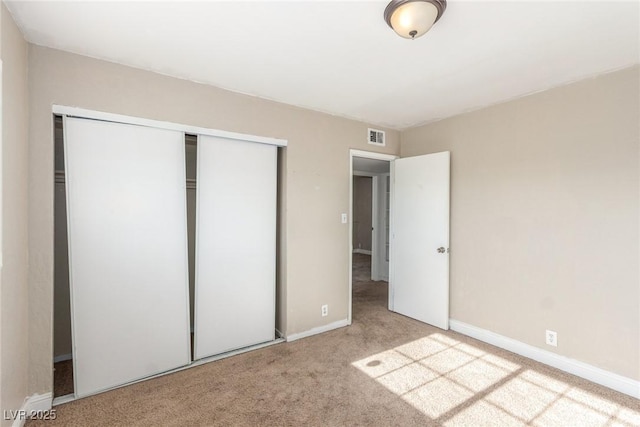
195 135 276 360
64 117 191 397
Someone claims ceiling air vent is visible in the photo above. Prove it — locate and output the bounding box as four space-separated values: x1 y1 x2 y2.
368 128 385 146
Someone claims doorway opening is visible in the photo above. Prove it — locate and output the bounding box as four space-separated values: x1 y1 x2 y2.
352 175 373 281
349 150 397 325
349 149 450 330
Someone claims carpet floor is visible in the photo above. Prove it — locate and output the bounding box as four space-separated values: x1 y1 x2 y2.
53 359 74 397
30 254 639 426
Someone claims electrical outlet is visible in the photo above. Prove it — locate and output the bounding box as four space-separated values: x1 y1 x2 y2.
321 304 328 317
546 330 558 347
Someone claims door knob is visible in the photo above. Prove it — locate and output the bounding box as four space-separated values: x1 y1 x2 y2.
437 247 446 253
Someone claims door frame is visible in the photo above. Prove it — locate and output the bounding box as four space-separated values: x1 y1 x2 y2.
348 149 398 325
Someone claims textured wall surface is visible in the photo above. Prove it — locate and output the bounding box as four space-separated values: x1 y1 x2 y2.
402 66 640 380
1 3 29 424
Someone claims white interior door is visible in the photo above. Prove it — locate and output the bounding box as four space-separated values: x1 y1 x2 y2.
64 117 191 397
390 151 450 329
194 135 276 360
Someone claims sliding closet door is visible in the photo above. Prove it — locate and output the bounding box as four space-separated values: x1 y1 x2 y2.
194 135 276 359
64 117 191 397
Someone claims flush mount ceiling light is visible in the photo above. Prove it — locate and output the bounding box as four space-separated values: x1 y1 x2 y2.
384 0 447 39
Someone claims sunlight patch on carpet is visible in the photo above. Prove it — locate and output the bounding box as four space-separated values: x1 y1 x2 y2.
352 334 640 426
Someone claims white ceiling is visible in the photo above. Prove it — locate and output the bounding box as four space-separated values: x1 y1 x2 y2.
6 1 639 129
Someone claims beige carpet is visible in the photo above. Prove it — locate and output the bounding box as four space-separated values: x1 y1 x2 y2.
53 359 74 397
353 252 373 283
30 254 639 426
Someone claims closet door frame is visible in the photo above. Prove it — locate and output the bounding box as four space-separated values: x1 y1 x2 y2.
53 105 286 400
52 106 288 148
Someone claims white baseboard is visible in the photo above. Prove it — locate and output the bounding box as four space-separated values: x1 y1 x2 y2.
53 353 72 363
286 319 349 342
52 394 75 407
10 393 53 427
25 393 52 414
449 319 640 399
353 249 372 255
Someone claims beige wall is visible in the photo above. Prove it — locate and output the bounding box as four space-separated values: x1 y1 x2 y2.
0 4 4 414
1 3 29 423
353 176 372 251
28 45 400 394
401 66 640 380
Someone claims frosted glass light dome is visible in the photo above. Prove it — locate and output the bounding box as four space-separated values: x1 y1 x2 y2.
384 0 447 39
